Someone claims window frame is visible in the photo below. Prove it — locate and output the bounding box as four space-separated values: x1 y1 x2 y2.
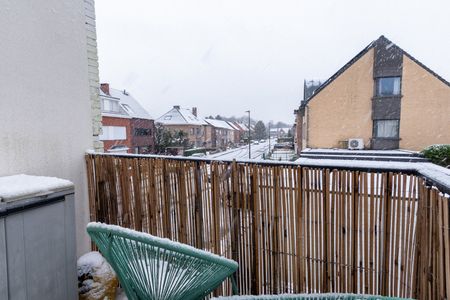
99 126 127 141
102 99 120 113
134 128 151 136
375 76 401 97
373 119 400 139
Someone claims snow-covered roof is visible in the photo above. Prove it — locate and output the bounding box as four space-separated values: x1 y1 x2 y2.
227 121 241 131
100 88 153 120
229 122 245 131
238 123 252 131
156 106 207 126
205 119 235 130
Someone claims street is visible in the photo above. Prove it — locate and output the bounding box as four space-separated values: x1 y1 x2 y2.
205 139 273 160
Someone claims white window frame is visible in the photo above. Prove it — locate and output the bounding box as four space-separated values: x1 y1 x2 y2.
374 120 399 138
99 126 127 141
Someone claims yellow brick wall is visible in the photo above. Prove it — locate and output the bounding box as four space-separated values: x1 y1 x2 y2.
399 55 450 150
307 48 375 149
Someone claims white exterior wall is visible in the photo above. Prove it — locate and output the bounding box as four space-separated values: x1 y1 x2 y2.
0 0 96 256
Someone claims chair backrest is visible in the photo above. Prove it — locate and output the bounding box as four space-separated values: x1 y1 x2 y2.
87 222 238 300
211 294 412 300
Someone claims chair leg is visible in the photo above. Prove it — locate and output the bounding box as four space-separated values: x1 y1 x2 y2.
230 274 238 295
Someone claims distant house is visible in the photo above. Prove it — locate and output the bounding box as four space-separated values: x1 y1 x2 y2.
227 121 244 144
295 35 450 153
99 83 155 154
156 106 208 148
235 122 254 142
205 119 235 149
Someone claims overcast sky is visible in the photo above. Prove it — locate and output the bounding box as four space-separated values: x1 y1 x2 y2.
95 0 450 124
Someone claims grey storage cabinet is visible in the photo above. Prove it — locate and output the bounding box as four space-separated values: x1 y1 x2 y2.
0 175 77 300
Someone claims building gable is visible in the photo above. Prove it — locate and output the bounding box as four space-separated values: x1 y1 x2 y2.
300 35 450 151
304 35 450 106
306 47 375 148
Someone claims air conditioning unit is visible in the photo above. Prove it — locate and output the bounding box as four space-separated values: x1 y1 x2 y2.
348 138 364 150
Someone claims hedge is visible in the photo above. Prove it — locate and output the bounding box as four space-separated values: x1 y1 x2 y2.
421 144 450 167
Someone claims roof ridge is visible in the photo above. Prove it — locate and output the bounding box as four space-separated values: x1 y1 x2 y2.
303 37 377 104
176 107 189 124
303 35 450 106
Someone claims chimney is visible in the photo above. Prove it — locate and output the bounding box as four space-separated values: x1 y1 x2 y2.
173 105 180 109
192 107 197 117
100 83 110 95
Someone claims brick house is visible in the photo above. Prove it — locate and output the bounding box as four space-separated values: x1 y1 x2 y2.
99 83 155 154
227 121 244 144
205 119 235 149
295 36 450 152
156 106 209 148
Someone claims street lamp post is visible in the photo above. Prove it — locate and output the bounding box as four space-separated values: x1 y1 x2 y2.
245 110 251 159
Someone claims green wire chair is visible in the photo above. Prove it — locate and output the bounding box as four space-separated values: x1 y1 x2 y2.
211 294 412 300
87 222 239 300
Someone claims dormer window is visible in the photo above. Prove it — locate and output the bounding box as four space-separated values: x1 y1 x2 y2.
102 99 120 112
376 77 401 96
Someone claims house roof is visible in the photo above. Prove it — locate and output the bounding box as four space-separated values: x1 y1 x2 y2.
303 35 450 106
205 119 235 130
156 106 207 126
230 122 246 131
238 123 253 131
100 88 153 120
226 121 241 131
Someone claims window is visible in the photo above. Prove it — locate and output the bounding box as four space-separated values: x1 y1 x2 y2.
164 115 172 120
102 99 120 112
376 77 401 96
99 126 127 140
374 120 399 138
134 128 151 136
121 104 135 114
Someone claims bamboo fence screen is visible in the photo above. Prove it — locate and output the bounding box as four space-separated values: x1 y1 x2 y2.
85 154 450 299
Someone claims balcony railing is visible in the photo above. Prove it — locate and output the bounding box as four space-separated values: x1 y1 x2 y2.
85 153 450 299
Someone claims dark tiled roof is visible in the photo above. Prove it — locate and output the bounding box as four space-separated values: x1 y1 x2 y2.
303 35 450 105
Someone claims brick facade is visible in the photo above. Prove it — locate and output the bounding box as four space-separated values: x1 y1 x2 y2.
101 116 132 152
163 124 207 148
130 118 156 153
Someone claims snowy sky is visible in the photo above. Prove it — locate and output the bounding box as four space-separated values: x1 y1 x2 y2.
95 0 450 123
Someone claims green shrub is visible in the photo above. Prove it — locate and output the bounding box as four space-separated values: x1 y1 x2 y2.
421 144 450 167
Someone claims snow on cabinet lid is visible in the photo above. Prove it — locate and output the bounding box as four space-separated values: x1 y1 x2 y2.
0 174 74 202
